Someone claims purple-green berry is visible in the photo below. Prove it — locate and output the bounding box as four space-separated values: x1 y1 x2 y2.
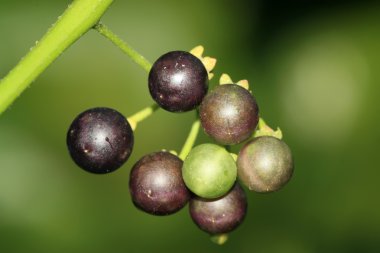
200 84 259 145
237 136 294 192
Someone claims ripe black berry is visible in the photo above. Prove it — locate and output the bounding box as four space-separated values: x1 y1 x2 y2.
66 107 133 174
189 183 247 235
199 84 259 145
148 51 208 112
129 151 190 215
237 136 294 192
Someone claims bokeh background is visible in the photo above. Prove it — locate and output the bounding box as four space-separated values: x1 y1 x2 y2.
1 0 380 252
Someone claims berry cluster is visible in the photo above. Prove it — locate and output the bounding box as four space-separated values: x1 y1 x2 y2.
66 47 294 244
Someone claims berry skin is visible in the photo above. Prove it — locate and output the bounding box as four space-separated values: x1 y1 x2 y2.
129 151 190 215
148 51 208 112
66 107 133 174
189 183 247 235
182 144 237 199
237 136 294 193
199 84 259 145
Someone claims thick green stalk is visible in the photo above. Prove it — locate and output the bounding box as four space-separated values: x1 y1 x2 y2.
0 0 114 114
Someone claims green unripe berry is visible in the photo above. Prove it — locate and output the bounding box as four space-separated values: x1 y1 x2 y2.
182 144 237 199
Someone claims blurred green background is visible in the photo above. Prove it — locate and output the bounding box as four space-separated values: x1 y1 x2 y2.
1 0 380 252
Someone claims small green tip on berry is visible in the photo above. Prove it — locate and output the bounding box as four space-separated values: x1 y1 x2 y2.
169 150 178 156
210 234 229 245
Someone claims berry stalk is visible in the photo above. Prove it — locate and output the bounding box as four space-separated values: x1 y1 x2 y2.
94 23 152 72
210 234 229 245
179 119 201 160
127 104 159 131
0 0 114 115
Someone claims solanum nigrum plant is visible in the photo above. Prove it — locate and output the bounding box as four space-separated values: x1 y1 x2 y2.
0 0 294 246
237 136 294 192
199 84 259 145
148 51 208 112
67 107 133 174
189 183 247 236
182 143 237 199
129 151 190 215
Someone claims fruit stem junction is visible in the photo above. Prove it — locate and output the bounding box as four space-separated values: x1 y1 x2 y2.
253 117 283 139
179 119 201 160
210 233 229 245
127 103 159 131
94 23 152 72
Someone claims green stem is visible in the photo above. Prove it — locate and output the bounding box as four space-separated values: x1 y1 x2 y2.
0 0 114 115
179 119 200 160
127 104 159 131
93 23 152 72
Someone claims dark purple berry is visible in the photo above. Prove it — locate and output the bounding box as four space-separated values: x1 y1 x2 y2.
237 136 294 193
199 84 259 145
66 107 133 174
148 51 208 112
129 151 190 215
189 183 247 235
